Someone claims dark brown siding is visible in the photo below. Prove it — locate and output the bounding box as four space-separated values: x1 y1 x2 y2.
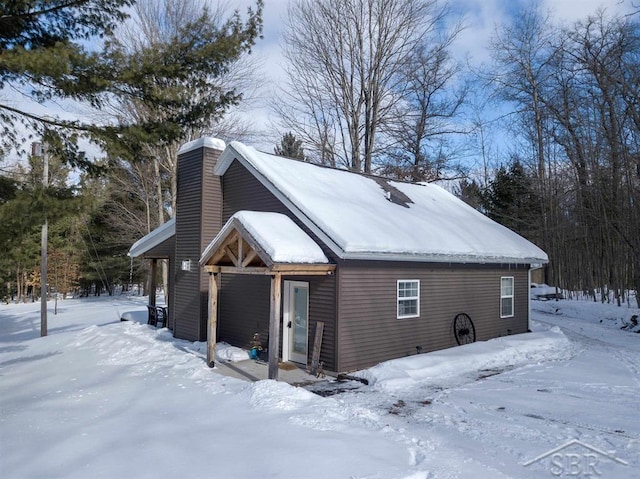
217 274 337 371
198 147 224 339
219 274 271 348
143 235 174 259
336 261 530 372
284 274 337 371
201 147 224 248
223 160 289 220
168 256 176 330
173 146 223 341
222 160 339 262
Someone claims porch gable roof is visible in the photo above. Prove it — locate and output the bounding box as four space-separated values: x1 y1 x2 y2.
200 211 332 274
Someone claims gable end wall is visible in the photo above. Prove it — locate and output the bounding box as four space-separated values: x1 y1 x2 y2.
222 160 339 262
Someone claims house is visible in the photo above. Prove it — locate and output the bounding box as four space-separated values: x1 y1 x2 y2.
129 137 548 379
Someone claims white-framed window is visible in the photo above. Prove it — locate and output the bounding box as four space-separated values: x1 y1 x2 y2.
501 276 514 318
397 280 420 319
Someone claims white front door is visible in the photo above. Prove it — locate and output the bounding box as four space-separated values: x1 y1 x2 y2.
283 281 309 364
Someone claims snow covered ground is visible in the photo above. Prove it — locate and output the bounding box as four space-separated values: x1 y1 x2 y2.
1 295 638 478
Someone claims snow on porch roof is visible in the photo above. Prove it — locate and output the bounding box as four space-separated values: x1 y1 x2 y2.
129 218 175 258
215 142 549 264
200 211 329 266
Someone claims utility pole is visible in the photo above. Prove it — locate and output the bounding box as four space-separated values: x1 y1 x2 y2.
35 142 48 337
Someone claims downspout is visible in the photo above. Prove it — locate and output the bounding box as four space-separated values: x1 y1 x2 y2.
528 263 544 332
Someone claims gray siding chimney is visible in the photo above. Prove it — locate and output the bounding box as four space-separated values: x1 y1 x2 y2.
173 138 225 341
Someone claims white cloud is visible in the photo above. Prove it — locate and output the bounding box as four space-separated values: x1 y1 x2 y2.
451 0 509 66
451 0 634 67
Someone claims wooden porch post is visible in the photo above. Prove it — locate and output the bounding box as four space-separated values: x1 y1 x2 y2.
268 273 282 380
207 271 219 368
150 259 157 307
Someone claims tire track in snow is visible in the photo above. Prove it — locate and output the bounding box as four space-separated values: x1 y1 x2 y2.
535 315 640 388
532 315 640 441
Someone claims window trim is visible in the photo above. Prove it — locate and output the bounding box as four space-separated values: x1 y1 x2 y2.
500 276 515 318
397 279 420 319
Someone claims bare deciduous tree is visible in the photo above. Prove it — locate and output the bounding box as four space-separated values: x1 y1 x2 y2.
381 10 467 182
548 10 640 304
486 5 640 305
488 6 556 282
277 0 440 173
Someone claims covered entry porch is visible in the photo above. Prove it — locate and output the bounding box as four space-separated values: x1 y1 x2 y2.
200 211 335 380
128 219 176 328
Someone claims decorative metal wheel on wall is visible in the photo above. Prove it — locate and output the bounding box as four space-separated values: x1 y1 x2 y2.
453 313 476 345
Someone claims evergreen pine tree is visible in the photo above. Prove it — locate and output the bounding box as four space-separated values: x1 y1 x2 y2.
483 159 539 237
456 178 484 212
274 132 305 160
0 141 79 300
0 0 133 161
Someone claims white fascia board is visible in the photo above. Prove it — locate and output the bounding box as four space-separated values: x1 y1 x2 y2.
212 143 239 175
178 137 226 155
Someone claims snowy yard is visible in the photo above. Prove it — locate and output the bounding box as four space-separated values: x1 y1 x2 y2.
1 295 638 478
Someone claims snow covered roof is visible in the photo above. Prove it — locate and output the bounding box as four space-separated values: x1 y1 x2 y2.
215 142 548 264
129 219 175 258
200 211 329 266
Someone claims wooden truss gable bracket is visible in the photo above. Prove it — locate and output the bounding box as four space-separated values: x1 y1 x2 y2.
207 230 239 266
223 244 238 266
205 223 274 270
241 249 257 267
233 221 274 269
